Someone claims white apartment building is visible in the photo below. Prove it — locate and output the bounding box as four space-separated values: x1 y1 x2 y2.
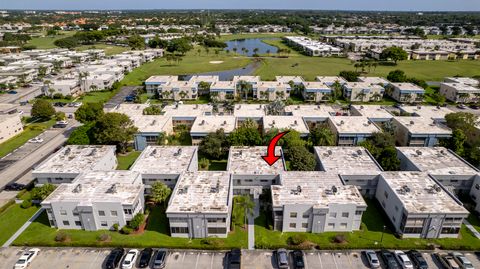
327 116 381 146
444 77 479 87
301 81 332 102
42 171 145 231
392 117 452 147
315 76 348 86
0 113 23 143
399 105 455 123
82 73 116 91
45 79 81 97
157 81 198 100
262 116 309 137
350 105 394 122
256 81 290 101
357 76 390 87
284 36 342 56
376 172 468 239
210 81 235 101
388 83 425 103
32 145 117 185
285 105 335 128
190 116 236 145
275 76 304 86
166 171 233 238
342 82 385 102
440 83 480 103
145 75 179 96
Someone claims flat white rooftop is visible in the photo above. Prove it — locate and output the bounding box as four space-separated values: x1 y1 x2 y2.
344 82 384 90
145 75 179 84
191 116 236 134
285 105 335 118
358 76 390 85
393 117 452 135
351 105 393 120
315 76 347 85
302 81 331 90
445 77 479 86
441 83 480 93
329 116 380 134
399 105 454 121
390 83 425 93
233 104 266 118
272 171 366 208
107 103 149 119
42 171 143 206
275 76 305 84
263 116 309 134
397 147 478 176
315 146 383 175
132 115 172 133
232 76 261 83
162 104 213 117
380 172 468 214
166 171 231 214
228 146 285 175
210 81 235 90
34 145 116 174
130 146 197 175
188 75 219 84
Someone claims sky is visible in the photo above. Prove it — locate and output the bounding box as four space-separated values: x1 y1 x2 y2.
2 0 480 11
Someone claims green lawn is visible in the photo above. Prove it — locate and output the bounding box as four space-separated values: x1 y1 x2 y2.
77 44 129 56
13 206 247 249
255 199 480 250
116 151 141 170
120 47 251 86
208 160 228 171
78 90 118 103
27 31 76 49
0 204 40 245
255 56 480 81
0 119 55 158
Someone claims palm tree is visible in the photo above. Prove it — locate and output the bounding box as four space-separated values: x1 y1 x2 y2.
253 48 259 55
371 92 383 102
236 195 255 229
311 127 335 146
79 71 89 91
331 81 343 100
266 49 271 56
232 47 238 55
162 90 172 100
355 91 367 102
237 80 249 100
458 93 470 104
179 91 187 100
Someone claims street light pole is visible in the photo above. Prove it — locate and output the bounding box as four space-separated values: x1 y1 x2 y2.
381 225 386 242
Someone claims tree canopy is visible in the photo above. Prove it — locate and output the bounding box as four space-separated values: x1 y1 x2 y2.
74 102 104 123
91 113 138 153
31 99 55 120
380 47 408 64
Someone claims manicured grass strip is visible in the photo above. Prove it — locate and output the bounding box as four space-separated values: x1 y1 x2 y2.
27 31 76 49
13 206 247 249
0 119 55 158
116 151 141 170
0 204 40 245
76 44 130 56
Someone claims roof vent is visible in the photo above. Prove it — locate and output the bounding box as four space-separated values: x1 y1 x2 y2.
416 150 422 156
73 184 82 193
357 149 363 155
107 184 117 193
150 149 157 156
174 148 182 156
410 121 415 125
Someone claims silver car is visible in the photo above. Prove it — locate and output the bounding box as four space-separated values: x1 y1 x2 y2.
364 250 381 268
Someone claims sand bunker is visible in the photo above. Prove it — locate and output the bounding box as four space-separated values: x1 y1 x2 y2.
209 61 224 64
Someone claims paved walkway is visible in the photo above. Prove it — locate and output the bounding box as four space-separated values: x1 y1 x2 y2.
464 220 480 239
247 199 260 250
2 208 44 247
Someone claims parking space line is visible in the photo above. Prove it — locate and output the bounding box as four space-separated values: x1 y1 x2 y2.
317 253 323 269
194 253 200 269
346 252 353 269
181 252 186 263
210 252 215 269
87 250 102 268
332 253 339 269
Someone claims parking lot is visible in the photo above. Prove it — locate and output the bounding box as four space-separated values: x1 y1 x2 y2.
2 247 480 269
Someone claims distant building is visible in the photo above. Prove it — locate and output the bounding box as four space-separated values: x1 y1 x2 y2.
392 117 452 146
327 116 381 146
0 113 23 144
440 83 480 103
388 83 425 103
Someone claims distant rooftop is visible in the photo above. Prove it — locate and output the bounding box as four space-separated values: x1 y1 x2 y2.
228 146 285 175
275 76 305 84
315 76 347 85
315 146 383 175
191 116 236 135
263 116 309 134
34 145 116 174
399 105 454 121
272 171 366 208
351 105 393 120
166 171 231 214
42 171 143 206
397 147 478 176
130 146 197 175
285 105 335 118
132 115 172 133
188 75 219 84
328 116 380 134
441 82 480 93
233 104 266 118
380 172 467 214
393 117 452 135
445 77 479 86
358 76 390 85
162 104 213 117
145 75 178 84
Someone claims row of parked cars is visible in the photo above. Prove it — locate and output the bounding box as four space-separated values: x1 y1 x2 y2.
364 249 475 269
105 248 167 269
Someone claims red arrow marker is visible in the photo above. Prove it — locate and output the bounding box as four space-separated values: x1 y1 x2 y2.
261 131 289 166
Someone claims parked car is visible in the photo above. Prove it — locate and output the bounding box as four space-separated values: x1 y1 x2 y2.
457 104 467 109
105 248 125 269
121 249 139 269
14 248 40 269
291 250 305 269
394 250 414 269
152 249 168 269
363 250 380 268
7 90 18 94
451 252 475 269
54 120 68 128
138 248 153 268
434 253 461 269
407 250 428 269
276 249 290 269
226 248 241 269
4 183 26 191
28 137 44 143
469 105 480 110
380 250 401 269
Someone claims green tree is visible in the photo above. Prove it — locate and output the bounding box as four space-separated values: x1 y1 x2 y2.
54 37 78 49
74 102 104 123
285 146 316 171
380 47 408 64
92 113 138 153
310 126 335 146
199 129 229 159
30 184 57 201
339 70 360 82
387 70 407 82
55 111 65 121
149 182 172 206
31 99 55 120
233 195 255 228
445 112 479 145
143 105 163 115
227 123 262 146
377 146 400 171
447 129 467 156
127 35 146 50
167 38 193 55
282 130 306 150
67 123 93 145
128 213 145 230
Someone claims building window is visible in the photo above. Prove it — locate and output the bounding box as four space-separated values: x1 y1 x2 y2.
46 209 53 214
62 220 70 226
101 221 108 227
342 212 349 218
340 223 348 229
395 205 399 212
328 223 335 229
302 223 308 228
384 191 389 199
124 209 132 215
303 213 310 218
75 221 82 226
208 227 227 234
111 211 117 216
441 227 460 234
381 200 386 208
73 211 79 216
355 210 362 216
207 218 226 223
60 210 67 215
98 210 105 216
290 212 297 218
171 227 189 234
329 212 337 218
289 223 296 228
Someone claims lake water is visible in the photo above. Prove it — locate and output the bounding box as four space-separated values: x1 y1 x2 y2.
183 61 261 81
224 38 279 56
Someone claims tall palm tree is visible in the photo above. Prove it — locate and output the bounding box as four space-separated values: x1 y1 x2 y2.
371 92 383 102
458 93 470 104
312 127 335 146
232 47 238 55
355 91 367 102
236 195 255 228
79 71 89 91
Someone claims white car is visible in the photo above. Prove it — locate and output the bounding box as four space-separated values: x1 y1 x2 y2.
394 250 414 269
28 137 43 143
121 249 139 269
14 248 40 268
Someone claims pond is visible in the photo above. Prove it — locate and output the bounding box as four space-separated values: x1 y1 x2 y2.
182 61 261 81
224 38 279 56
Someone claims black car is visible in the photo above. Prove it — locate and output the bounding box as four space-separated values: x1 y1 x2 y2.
4 183 26 191
226 248 241 269
292 250 305 269
105 248 124 269
152 249 168 269
380 250 401 269
407 250 428 269
138 248 153 268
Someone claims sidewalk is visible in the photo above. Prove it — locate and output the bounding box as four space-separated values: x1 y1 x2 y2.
464 220 480 239
247 198 260 250
2 208 44 247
